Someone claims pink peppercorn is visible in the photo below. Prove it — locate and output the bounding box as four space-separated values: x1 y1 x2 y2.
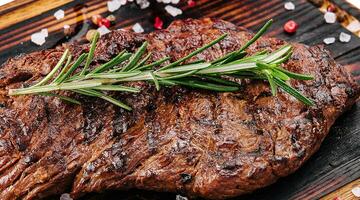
98 18 111 28
188 0 196 7
154 17 163 29
284 20 298 34
327 4 337 12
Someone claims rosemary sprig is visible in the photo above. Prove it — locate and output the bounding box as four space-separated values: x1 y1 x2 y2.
8 20 315 110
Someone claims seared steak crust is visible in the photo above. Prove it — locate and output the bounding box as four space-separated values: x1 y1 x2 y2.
0 18 359 200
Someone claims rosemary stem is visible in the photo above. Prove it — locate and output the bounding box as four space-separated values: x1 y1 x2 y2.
9 80 103 95
238 19 273 53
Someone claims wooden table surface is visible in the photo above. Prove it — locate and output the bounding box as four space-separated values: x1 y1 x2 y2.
0 0 359 200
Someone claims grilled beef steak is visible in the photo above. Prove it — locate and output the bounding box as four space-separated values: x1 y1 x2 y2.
0 18 359 200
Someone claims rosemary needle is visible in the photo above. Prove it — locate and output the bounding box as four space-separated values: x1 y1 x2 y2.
40 92 81 105
89 50 127 74
264 70 278 96
275 67 313 80
136 57 170 71
273 77 314 106
56 53 88 84
170 78 239 92
158 33 228 71
81 32 100 75
130 53 152 72
121 41 148 72
217 19 273 65
52 54 72 84
149 71 160 91
74 88 132 111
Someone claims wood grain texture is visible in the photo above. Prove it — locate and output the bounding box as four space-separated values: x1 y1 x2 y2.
0 0 73 29
0 0 359 199
321 179 360 200
0 0 35 15
332 0 360 20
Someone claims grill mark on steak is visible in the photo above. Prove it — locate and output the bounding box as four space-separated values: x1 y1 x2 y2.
0 18 359 199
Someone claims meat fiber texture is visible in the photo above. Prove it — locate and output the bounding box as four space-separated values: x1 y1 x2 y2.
0 18 359 200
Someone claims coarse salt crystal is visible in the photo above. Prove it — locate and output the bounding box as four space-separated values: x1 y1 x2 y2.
347 21 360 32
171 0 180 4
352 186 360 197
107 0 121 12
54 9 65 20
97 25 111 36
119 0 127 5
156 0 162 2
31 31 46 46
41 28 48 37
324 12 336 24
323 37 335 44
339 32 351 43
132 23 144 33
64 24 70 29
284 2 295 10
136 0 150 9
165 5 182 17
60 193 73 200
163 0 171 3
176 194 188 200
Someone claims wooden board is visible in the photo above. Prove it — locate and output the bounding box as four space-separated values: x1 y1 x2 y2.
321 179 360 200
0 0 359 199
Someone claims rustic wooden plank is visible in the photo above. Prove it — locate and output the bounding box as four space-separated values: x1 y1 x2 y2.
332 0 360 20
0 0 108 52
321 178 360 200
0 0 74 30
0 0 36 16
